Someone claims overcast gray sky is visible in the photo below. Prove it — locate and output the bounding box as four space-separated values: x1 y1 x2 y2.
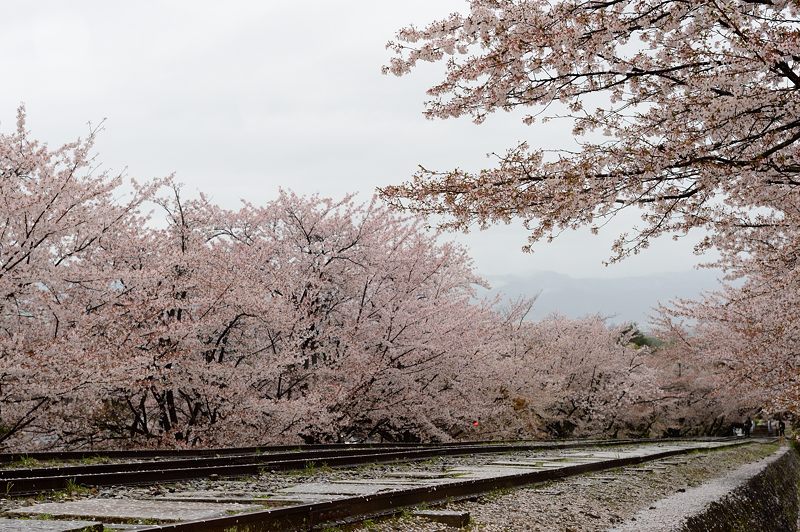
1 1 716 284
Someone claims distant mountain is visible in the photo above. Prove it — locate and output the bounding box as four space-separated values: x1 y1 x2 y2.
478 269 723 327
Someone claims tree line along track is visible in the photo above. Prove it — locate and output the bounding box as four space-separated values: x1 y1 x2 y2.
0 437 737 497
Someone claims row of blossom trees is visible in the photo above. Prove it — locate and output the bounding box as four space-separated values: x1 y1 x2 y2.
0 109 752 449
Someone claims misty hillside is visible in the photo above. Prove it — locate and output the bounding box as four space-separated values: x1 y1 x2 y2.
479 269 723 327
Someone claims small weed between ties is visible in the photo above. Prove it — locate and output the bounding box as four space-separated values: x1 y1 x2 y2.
292 461 333 477
15 513 54 521
79 455 111 465
13 456 41 468
65 478 93 496
47 478 94 499
485 486 513 501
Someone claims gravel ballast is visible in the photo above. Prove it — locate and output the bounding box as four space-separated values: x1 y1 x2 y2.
356 441 779 531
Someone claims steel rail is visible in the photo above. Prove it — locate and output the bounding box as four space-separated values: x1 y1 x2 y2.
0 442 433 464
144 440 758 532
0 436 731 464
0 445 440 480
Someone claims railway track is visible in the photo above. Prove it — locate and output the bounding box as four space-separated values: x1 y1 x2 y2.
0 437 769 531
0 441 442 464
139 441 764 532
0 437 727 496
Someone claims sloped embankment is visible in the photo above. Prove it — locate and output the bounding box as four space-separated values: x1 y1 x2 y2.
615 444 799 531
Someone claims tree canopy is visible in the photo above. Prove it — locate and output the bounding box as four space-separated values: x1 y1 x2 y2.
381 0 799 258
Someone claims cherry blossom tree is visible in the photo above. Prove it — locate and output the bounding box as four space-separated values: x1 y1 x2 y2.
472 315 659 438
55 185 284 447
381 0 799 259
657 254 800 416
658 320 777 436
49 189 532 447
473 315 754 439
192 193 527 444
0 106 158 448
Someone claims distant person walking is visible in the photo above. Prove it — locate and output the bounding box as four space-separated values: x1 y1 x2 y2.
744 416 752 437
779 419 786 437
